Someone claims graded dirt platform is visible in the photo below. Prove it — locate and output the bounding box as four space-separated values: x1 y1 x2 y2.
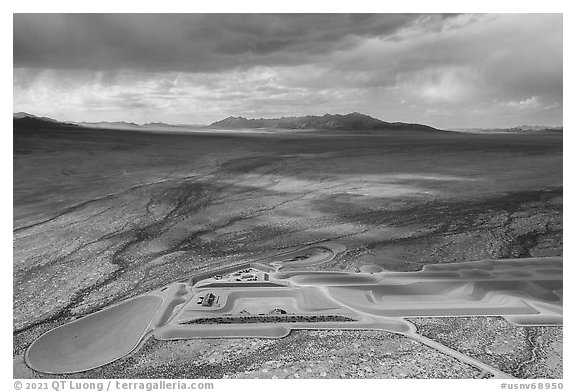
24 244 562 375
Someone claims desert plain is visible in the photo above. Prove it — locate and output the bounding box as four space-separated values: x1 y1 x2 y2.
13 122 562 378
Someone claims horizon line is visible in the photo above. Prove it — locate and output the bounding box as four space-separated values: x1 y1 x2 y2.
12 111 563 130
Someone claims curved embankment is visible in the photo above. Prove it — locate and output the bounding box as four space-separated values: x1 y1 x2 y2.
152 283 189 328
25 295 162 374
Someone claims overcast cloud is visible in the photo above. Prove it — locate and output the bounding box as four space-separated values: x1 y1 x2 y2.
13 13 562 128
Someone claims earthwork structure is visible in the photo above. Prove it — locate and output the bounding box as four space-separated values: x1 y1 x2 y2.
25 243 562 377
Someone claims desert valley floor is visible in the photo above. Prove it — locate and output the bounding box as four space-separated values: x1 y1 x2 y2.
13 124 562 378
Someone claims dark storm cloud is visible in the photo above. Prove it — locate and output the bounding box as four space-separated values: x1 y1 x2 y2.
13 14 562 128
14 13 434 72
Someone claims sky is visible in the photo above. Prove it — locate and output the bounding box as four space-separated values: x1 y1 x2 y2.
13 13 563 128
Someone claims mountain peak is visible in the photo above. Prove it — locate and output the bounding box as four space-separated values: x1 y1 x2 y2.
13 112 60 121
13 112 36 119
13 112 77 128
209 112 439 132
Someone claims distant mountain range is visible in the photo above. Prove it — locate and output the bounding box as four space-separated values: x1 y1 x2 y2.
13 112 66 123
209 112 439 132
72 121 186 130
13 112 58 122
450 125 563 133
73 120 209 131
13 114 199 131
13 112 440 132
511 125 563 132
75 121 143 130
14 111 561 134
13 112 78 128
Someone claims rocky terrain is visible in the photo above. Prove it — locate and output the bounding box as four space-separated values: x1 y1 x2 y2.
408 317 562 379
